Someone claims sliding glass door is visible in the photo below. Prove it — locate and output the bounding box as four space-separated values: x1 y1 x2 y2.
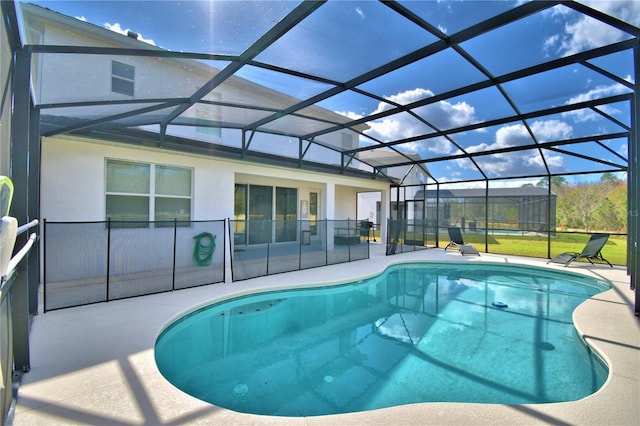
235 184 298 245
276 187 297 242
248 185 273 244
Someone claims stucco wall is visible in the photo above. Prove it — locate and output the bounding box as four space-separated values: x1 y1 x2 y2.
334 185 359 219
41 136 234 221
41 135 390 224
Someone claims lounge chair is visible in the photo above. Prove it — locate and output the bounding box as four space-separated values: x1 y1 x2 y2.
547 233 613 267
444 227 479 256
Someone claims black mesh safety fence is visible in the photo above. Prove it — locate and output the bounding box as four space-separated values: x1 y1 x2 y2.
175 221 225 289
385 219 431 255
230 219 369 281
44 221 109 310
43 219 225 311
44 218 370 309
328 219 369 264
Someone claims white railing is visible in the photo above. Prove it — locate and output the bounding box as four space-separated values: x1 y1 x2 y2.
2 219 38 282
0 216 38 426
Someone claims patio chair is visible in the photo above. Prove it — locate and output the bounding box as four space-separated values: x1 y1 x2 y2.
547 233 613 267
444 227 479 256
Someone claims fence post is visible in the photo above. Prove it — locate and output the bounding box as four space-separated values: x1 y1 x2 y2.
172 218 177 291
227 218 233 282
222 219 227 283
367 228 370 258
298 219 302 271
266 232 270 276
348 218 351 262
325 219 328 265
106 218 111 302
43 218 47 312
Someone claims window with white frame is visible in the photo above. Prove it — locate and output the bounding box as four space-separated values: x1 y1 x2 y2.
111 60 134 96
195 92 222 138
106 159 192 226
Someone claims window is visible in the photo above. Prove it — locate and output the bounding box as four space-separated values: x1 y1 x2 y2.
154 165 192 223
111 61 134 96
106 159 191 226
106 160 150 223
195 93 222 138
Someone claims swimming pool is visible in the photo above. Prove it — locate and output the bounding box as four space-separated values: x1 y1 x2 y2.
155 262 610 417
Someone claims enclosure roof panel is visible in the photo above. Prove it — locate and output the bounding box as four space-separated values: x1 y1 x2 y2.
14 0 639 184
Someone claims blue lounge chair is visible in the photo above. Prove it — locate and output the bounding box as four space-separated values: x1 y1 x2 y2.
547 233 612 267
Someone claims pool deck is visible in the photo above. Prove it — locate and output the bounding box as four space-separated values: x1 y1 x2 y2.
10 245 640 425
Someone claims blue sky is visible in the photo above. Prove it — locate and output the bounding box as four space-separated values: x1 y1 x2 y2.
22 0 639 184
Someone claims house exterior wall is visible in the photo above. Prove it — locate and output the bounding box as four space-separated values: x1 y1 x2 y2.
26 3 365 161
334 185 359 219
22 0 372 180
41 135 235 221
41 135 390 225
30 2 391 256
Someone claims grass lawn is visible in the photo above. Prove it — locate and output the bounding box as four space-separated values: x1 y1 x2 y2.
436 232 627 266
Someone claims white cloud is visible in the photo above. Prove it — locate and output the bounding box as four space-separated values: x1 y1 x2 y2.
542 34 559 58
560 18 619 55
529 120 573 142
335 110 364 121
367 113 432 143
375 88 433 112
402 136 452 155
543 153 565 169
618 143 628 157
583 0 640 26
417 101 476 130
545 0 640 56
563 83 630 122
426 136 453 154
105 22 156 46
363 88 477 154
456 120 570 176
343 87 576 177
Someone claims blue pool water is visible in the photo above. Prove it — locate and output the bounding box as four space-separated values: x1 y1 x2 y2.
155 262 610 417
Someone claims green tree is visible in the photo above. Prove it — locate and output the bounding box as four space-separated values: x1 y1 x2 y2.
536 176 567 196
550 176 567 191
594 197 617 231
556 181 599 231
600 172 621 188
605 182 628 231
555 176 627 232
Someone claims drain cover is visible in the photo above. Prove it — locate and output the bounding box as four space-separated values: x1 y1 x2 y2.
233 383 249 396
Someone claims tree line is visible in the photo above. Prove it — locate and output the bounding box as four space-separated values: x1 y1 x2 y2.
532 173 627 233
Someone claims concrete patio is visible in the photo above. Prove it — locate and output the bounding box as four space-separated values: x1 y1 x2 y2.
9 245 639 425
